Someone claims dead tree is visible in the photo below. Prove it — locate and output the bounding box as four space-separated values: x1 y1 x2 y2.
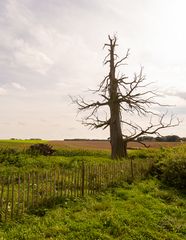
72 35 180 159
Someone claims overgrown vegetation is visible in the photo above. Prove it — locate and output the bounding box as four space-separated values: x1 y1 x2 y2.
152 157 186 190
130 145 186 190
0 142 186 188
0 179 185 239
0 140 185 239
0 141 112 174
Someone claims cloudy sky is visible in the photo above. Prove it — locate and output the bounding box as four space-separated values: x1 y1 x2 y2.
0 0 186 140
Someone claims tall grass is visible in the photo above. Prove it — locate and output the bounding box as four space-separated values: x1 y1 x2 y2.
0 139 47 151
0 141 185 239
0 179 185 240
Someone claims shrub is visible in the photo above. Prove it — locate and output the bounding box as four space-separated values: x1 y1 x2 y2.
27 144 55 156
0 148 18 163
152 158 186 189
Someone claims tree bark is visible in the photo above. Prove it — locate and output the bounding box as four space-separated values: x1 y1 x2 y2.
110 109 126 159
108 37 126 159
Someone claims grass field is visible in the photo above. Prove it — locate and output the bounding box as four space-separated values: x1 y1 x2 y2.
0 139 47 151
0 140 185 239
0 139 184 151
0 179 185 240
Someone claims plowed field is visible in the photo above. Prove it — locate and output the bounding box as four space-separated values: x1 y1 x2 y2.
48 140 183 150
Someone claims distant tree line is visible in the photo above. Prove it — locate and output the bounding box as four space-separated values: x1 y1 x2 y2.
64 135 185 142
64 139 107 141
137 135 185 142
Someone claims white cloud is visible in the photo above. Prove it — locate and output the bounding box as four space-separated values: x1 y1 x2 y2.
0 87 7 96
0 0 186 138
14 43 53 74
0 0 54 75
11 82 26 90
165 89 186 101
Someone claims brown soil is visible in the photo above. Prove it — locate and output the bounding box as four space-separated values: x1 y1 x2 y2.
48 140 183 151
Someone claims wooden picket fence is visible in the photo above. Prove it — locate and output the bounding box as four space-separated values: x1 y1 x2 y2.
0 159 153 222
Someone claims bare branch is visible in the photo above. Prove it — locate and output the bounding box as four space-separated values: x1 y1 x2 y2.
136 141 150 148
123 114 181 142
72 35 180 159
115 49 130 68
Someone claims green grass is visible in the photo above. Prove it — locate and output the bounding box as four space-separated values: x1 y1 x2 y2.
0 141 112 174
0 139 48 151
0 139 47 144
128 144 186 161
0 152 113 175
0 141 185 239
0 141 186 174
0 179 185 240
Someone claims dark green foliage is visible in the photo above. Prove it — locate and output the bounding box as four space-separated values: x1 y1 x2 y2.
162 159 186 189
0 148 19 164
152 158 186 190
27 143 55 156
156 135 181 142
137 135 182 142
29 208 47 217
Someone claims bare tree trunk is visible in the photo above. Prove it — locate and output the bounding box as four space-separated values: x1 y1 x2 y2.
73 35 180 160
110 109 126 159
109 37 126 159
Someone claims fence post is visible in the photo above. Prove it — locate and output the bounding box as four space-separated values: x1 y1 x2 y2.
81 161 85 197
5 176 10 222
130 158 134 180
11 174 15 219
17 175 21 216
0 176 4 221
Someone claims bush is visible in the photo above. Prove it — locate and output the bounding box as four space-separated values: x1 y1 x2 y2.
0 148 18 163
27 144 55 156
152 158 186 189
